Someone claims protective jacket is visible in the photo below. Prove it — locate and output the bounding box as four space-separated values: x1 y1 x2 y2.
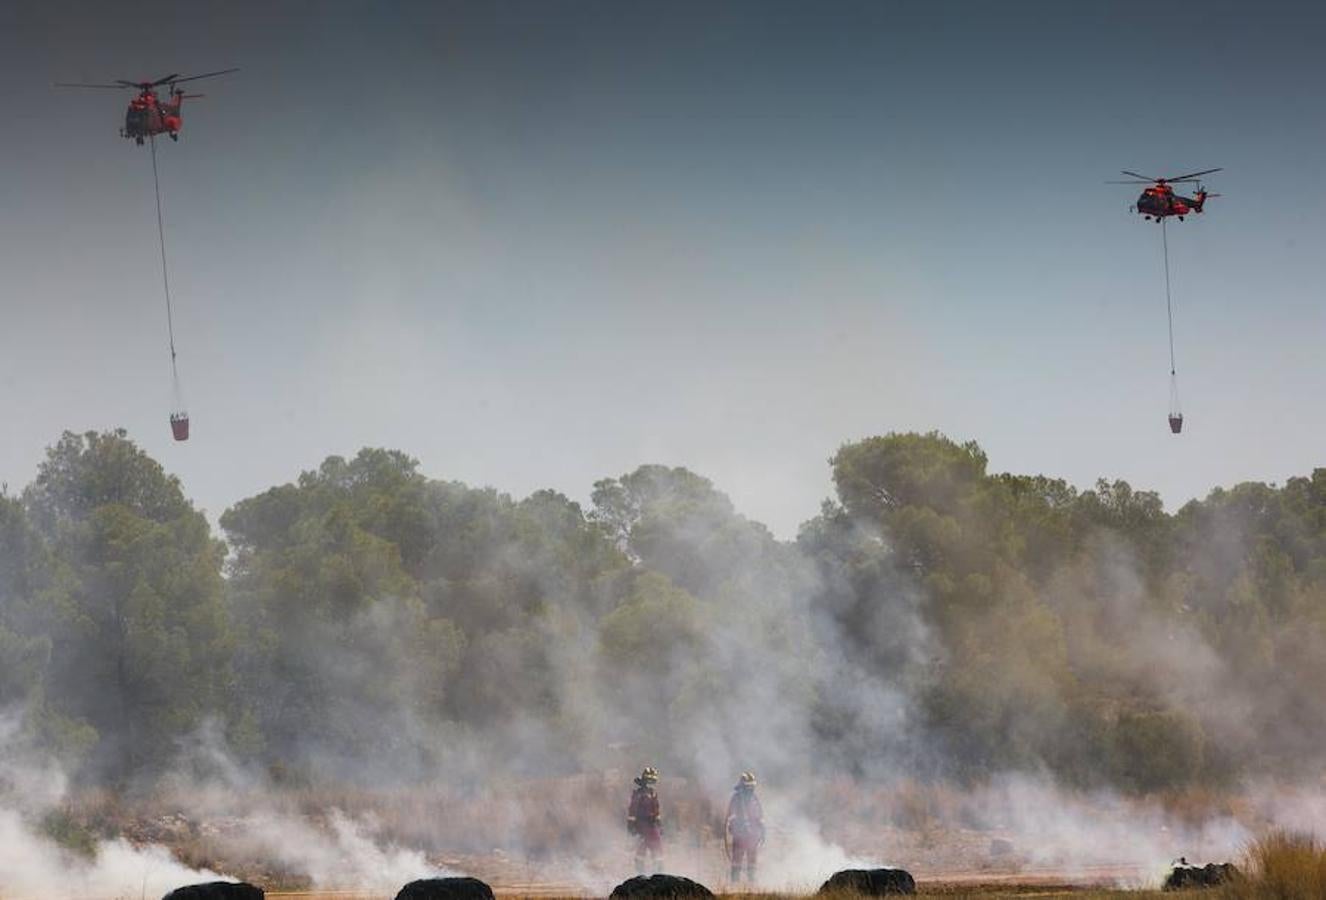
726 787 764 879
727 788 763 840
628 785 661 836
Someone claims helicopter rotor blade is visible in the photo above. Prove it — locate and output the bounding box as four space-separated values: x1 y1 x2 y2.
165 67 240 85
1121 170 1160 181
1166 167 1222 182
1106 180 1152 184
151 73 181 86
53 81 131 89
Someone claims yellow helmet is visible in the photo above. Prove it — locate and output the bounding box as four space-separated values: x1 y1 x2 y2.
739 771 757 787
641 766 659 783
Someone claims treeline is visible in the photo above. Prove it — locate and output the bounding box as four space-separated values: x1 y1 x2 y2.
1 429 1324 792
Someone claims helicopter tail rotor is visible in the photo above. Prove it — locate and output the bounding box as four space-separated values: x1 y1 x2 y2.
1191 185 1221 213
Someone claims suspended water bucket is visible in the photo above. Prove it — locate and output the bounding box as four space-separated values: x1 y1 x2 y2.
170 411 190 442
1168 413 1183 434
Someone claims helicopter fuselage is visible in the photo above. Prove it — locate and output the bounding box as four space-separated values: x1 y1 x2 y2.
123 89 185 144
1136 185 1207 221
55 68 235 146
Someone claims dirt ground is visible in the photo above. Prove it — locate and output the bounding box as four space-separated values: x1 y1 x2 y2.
262 886 1164 900
254 857 1156 900
31 776 1261 899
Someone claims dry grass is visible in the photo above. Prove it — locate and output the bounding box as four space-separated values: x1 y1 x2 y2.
1218 830 1326 900
913 890 1161 898
268 894 1167 900
61 774 1260 861
143 772 728 858
41 779 1324 898
267 893 1172 900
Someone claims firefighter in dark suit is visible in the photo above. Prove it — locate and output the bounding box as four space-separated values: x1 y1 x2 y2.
626 767 663 873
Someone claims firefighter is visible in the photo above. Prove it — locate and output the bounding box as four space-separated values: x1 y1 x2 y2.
726 771 764 882
626 766 663 874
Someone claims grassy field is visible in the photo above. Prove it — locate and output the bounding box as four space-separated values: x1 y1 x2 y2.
257 833 1325 899
256 891 1302 900
22 783 1323 900
73 776 1272 893
255 891 1188 900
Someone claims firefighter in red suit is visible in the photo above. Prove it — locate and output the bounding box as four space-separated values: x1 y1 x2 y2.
726 772 764 882
626 767 663 873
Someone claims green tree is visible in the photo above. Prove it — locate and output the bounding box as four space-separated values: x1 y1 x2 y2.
0 493 54 707
592 465 782 600
21 431 232 778
222 450 457 777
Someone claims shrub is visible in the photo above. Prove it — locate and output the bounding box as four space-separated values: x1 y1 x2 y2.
1221 831 1326 900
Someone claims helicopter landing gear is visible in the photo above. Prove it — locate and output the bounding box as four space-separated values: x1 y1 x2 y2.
1178 216 1185 222
1144 216 1152 221
169 132 178 142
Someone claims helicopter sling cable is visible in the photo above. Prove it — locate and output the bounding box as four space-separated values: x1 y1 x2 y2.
1108 166 1221 434
55 69 239 442
149 134 189 441
1162 218 1183 434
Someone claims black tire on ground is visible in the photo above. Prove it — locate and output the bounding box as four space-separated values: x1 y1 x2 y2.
609 874 716 900
161 882 264 900
1162 862 1239 891
395 877 497 900
817 868 917 896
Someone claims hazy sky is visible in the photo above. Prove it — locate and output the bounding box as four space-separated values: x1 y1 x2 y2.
2 1 1324 536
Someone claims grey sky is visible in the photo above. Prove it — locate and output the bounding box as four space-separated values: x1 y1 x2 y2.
2 1 1324 536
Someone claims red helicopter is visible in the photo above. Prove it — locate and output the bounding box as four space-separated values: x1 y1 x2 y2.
54 69 238 144
1109 168 1222 222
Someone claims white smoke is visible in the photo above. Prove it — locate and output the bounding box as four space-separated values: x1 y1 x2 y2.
0 708 229 899
968 775 1252 887
0 811 228 900
224 808 452 889
755 808 878 892
0 708 454 897
8 447 1326 897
